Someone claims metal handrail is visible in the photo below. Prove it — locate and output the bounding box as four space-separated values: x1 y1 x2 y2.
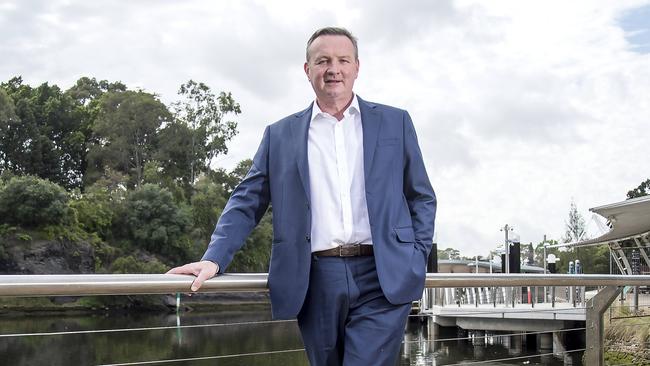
0 273 649 297
0 273 268 297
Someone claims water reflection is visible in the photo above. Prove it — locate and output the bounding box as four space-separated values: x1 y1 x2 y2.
399 316 577 365
0 309 579 365
0 308 306 365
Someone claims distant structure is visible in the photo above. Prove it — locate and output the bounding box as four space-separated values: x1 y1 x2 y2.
547 195 650 275
437 259 544 274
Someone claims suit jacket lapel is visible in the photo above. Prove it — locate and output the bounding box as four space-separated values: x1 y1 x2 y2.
290 103 313 204
358 96 381 180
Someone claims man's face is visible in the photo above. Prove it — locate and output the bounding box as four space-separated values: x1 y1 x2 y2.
304 35 359 105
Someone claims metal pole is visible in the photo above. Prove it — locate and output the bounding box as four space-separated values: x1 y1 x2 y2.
585 286 623 366
4 273 650 296
543 235 547 303
552 286 556 308
503 224 511 275
490 253 493 274
501 224 512 307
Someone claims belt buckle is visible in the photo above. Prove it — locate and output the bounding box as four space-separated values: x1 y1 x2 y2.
339 244 358 257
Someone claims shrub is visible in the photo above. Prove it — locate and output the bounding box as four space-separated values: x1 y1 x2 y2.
0 175 72 227
190 177 227 238
69 186 114 238
111 255 168 274
121 184 192 260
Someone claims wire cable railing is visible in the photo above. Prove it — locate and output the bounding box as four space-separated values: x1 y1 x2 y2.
0 313 585 348
401 326 587 344
96 348 307 366
442 348 586 366
0 319 296 339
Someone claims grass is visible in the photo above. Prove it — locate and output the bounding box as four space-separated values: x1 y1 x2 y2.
604 298 650 364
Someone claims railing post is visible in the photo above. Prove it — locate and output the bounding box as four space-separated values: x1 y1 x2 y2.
585 285 622 366
552 286 556 308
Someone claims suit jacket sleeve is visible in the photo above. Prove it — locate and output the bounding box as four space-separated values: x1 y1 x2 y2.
402 111 437 258
201 126 271 273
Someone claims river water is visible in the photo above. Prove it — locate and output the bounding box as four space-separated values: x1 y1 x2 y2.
0 307 575 365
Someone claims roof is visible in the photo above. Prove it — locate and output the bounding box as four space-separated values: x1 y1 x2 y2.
549 195 650 248
437 259 545 273
468 261 545 273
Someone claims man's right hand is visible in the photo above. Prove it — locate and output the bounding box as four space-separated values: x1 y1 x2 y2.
166 260 219 292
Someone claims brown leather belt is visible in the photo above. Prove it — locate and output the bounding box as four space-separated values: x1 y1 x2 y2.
313 244 374 257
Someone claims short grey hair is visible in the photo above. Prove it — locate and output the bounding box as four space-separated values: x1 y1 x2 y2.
306 27 358 61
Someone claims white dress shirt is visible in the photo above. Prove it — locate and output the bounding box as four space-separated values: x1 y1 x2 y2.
307 95 373 252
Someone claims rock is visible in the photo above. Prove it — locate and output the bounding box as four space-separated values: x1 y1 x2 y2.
0 237 95 274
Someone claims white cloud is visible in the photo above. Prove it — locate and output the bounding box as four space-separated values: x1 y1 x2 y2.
1 0 649 258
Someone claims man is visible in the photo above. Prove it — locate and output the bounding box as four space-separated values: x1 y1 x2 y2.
167 27 436 366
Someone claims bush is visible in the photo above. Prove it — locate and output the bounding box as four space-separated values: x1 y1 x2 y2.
111 255 168 274
0 175 72 227
69 186 114 238
190 177 227 238
121 184 193 260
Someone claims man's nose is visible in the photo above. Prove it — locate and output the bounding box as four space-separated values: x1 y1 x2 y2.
326 64 340 74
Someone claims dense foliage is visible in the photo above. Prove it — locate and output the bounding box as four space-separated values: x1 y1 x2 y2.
0 175 72 227
0 77 271 274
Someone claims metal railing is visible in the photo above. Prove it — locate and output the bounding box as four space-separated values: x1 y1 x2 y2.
1 273 649 365
422 284 588 308
1 273 648 297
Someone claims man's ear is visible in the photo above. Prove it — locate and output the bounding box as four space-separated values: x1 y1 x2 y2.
304 62 310 80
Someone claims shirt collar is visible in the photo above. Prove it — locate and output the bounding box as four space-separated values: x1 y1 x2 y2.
311 94 360 122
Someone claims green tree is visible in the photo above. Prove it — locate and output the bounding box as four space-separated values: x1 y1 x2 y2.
523 242 535 265
0 175 71 227
563 200 588 243
0 88 19 171
65 77 129 190
65 76 126 106
68 185 114 239
120 184 194 261
157 80 240 189
87 90 171 187
534 239 559 265
627 179 650 199
437 247 460 260
575 245 610 274
1 77 86 189
209 159 253 196
142 160 186 203
190 177 227 239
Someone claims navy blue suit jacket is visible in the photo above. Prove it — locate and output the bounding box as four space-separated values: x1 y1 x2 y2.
202 96 436 319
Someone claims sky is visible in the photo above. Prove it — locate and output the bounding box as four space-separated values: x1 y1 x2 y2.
1 0 649 256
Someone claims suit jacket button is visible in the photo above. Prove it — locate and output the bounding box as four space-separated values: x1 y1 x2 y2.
306 235 311 242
